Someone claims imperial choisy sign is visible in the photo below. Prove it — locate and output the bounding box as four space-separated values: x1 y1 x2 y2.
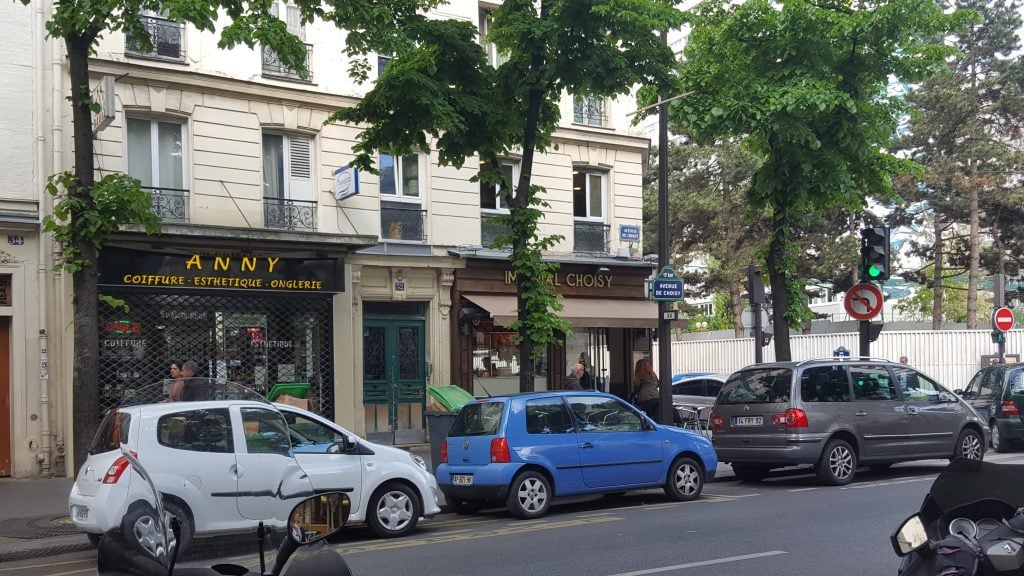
99 247 343 293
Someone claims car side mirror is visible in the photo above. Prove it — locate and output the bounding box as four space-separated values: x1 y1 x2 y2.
953 389 964 396
891 515 929 557
327 434 358 454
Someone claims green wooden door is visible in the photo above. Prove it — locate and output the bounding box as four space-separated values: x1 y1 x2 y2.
363 317 426 444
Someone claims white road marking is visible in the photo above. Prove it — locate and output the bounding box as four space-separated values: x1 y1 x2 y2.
703 492 762 498
605 551 788 576
787 487 819 492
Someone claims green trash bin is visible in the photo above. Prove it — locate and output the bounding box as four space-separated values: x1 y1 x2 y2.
426 386 475 412
267 383 310 402
425 386 476 472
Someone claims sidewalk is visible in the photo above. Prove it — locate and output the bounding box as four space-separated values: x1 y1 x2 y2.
0 476 93 562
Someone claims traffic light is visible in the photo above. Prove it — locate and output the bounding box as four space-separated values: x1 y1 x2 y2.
860 227 891 282
992 331 1006 344
745 264 766 305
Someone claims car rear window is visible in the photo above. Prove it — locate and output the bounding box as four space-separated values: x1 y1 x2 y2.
448 401 504 436
90 410 131 455
718 369 792 405
158 408 233 453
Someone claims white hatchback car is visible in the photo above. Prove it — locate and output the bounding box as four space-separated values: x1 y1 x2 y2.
69 382 439 551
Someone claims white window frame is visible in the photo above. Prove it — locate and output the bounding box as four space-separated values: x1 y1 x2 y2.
480 159 518 214
377 55 392 78
124 116 189 191
573 95 607 127
378 152 424 204
572 169 607 222
478 8 507 68
270 1 306 41
261 132 315 201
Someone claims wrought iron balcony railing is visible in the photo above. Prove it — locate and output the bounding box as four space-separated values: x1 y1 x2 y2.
573 97 606 127
125 16 185 62
381 201 426 242
264 197 317 231
145 187 189 224
481 213 511 249
573 221 610 254
262 44 313 82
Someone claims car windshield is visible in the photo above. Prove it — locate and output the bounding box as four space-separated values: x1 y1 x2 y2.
717 368 793 405
448 401 504 436
117 380 270 408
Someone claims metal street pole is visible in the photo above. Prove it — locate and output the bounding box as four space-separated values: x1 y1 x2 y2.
753 301 763 364
657 30 673 426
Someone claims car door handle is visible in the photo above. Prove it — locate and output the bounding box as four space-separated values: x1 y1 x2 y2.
580 442 595 449
855 411 867 417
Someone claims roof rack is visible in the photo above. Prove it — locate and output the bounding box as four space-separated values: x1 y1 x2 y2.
795 356 894 366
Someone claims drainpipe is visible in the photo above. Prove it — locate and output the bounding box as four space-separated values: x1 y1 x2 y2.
48 0 68 475
35 0 53 476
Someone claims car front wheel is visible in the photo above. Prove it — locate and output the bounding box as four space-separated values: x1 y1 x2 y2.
954 429 984 461
991 423 1009 454
664 457 704 501
816 439 857 486
506 471 551 519
367 482 421 538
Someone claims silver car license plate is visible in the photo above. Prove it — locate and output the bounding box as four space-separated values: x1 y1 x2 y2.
733 416 763 426
452 474 474 486
75 506 89 521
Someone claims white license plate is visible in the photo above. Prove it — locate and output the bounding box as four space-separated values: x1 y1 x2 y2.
733 416 763 426
75 506 89 521
452 474 474 486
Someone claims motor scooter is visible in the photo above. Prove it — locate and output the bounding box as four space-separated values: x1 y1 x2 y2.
97 446 355 576
892 458 1024 575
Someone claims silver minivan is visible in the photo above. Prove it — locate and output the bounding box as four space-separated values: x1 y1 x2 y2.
709 358 989 485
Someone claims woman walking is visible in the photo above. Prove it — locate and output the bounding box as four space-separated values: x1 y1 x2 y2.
634 358 660 420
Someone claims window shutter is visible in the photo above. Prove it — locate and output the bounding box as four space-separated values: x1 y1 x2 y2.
287 136 314 200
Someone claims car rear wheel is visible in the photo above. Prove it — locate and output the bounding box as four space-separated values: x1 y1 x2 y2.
732 465 769 483
506 471 551 519
991 423 1009 454
954 429 984 461
664 457 703 501
368 482 421 538
816 439 856 486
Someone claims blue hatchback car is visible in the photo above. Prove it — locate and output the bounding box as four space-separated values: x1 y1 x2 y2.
435 391 718 518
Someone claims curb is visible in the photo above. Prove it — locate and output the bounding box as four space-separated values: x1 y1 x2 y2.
0 541 94 564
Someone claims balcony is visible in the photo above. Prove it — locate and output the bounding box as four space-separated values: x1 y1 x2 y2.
381 201 426 242
125 16 185 62
146 187 189 224
573 221 610 254
262 44 313 82
573 97 606 127
264 197 317 231
481 213 511 249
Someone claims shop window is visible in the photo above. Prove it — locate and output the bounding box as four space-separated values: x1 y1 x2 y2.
126 117 189 224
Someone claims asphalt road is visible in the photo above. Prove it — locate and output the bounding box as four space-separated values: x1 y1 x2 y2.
8 452 1024 576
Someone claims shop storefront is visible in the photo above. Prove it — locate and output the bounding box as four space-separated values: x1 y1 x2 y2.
451 255 661 399
97 246 345 419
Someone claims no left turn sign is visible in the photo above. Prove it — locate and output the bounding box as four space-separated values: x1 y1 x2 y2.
844 282 884 321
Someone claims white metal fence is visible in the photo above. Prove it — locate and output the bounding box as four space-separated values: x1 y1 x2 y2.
653 329 1023 390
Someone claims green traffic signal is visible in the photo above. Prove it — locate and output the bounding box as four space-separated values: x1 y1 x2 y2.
866 265 882 279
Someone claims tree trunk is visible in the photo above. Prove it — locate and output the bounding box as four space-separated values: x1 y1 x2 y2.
731 281 744 337
967 178 980 329
932 217 944 331
67 35 101 471
767 213 791 361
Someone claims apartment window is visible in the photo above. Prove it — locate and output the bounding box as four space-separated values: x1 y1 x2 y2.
478 9 507 68
573 169 608 253
479 159 516 212
262 133 316 231
573 96 606 127
379 153 421 199
262 2 313 82
377 56 392 77
125 117 189 223
125 8 185 62
380 153 425 241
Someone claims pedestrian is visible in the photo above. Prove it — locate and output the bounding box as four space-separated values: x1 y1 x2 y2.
179 360 208 401
578 353 595 389
899 355 909 365
166 361 185 402
565 363 584 390
633 358 660 420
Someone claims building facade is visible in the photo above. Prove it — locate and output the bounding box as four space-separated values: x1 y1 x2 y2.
2 0 652 476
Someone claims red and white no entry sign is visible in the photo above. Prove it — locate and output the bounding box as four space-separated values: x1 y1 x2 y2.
993 306 1015 332
843 282 884 321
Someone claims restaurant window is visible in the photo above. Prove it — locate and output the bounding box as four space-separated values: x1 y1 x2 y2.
471 323 548 395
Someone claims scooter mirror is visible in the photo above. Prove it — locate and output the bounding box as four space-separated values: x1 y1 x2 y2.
892 515 929 556
286 492 351 546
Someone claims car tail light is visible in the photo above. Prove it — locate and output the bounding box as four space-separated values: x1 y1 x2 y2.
440 440 448 464
490 437 511 463
102 451 137 484
1002 400 1020 417
709 411 725 430
772 408 809 428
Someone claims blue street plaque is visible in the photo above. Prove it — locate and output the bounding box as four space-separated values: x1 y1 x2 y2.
650 266 684 301
619 224 641 242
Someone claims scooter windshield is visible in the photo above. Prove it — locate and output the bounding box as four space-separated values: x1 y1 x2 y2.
117 379 270 408
928 459 1024 513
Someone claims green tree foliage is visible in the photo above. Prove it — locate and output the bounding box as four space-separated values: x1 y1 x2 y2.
895 272 993 325
893 0 1023 329
17 0 320 469
668 0 966 360
329 0 684 391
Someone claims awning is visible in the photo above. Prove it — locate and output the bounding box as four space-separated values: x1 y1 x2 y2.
463 294 663 329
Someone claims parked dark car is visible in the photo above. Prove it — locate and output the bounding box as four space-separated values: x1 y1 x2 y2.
710 358 989 486
957 364 1024 453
